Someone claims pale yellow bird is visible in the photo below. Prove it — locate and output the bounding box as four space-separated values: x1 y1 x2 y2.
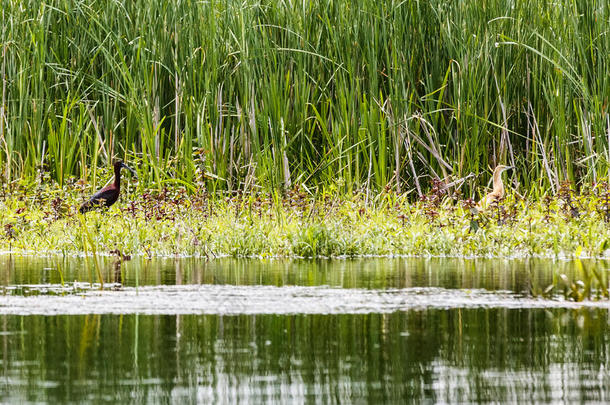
477 165 513 211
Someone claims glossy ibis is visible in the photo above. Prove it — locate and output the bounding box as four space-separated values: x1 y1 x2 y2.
477 165 513 211
79 161 138 214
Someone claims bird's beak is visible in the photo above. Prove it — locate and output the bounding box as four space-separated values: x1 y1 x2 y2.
121 163 138 180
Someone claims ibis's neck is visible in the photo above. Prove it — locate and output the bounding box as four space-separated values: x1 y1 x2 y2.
113 166 122 190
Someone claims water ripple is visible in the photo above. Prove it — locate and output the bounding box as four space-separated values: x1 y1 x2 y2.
0 285 609 315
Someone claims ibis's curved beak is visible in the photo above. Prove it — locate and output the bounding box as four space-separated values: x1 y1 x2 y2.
121 163 138 180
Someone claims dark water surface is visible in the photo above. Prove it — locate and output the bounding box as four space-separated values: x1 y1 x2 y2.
0 256 609 403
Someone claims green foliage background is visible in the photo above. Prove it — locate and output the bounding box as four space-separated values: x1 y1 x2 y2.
1 0 608 195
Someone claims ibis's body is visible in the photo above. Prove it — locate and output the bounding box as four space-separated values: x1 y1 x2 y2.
477 165 512 211
79 162 137 214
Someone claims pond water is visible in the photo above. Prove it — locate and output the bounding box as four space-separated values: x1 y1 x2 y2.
0 256 608 403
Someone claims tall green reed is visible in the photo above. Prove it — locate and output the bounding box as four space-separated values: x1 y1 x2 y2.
0 0 607 197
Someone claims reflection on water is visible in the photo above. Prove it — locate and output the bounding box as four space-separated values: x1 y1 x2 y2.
0 309 609 403
0 255 606 292
0 256 608 403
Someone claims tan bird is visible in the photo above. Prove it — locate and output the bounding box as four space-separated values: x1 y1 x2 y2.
477 165 513 211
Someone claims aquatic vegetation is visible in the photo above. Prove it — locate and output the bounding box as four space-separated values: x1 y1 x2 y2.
2 179 610 263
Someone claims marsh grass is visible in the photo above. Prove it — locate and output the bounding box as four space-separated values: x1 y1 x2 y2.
3 179 610 261
1 1 608 195
2 175 610 299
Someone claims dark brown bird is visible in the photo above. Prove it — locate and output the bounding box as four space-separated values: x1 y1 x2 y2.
79 161 137 214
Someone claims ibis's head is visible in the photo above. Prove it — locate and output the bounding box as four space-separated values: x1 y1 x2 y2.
114 161 138 180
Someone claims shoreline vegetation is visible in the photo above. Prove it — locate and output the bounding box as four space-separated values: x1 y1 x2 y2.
3 176 610 300
2 179 610 260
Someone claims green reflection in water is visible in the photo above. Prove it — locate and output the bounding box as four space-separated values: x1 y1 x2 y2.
0 308 608 403
1 256 607 294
